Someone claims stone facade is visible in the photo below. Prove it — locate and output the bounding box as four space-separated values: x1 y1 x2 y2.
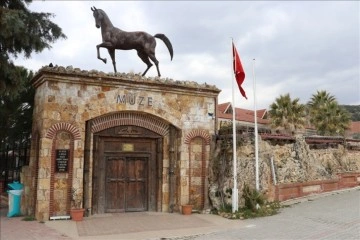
21 66 220 221
209 134 360 209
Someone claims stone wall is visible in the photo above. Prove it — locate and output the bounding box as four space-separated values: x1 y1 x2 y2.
209 134 360 209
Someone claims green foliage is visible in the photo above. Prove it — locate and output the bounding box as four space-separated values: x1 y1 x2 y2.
307 90 351 136
0 0 66 96
352 133 360 140
341 105 360 121
216 185 281 219
239 201 281 219
268 93 306 135
242 184 265 211
22 215 36 221
0 68 34 148
0 0 64 154
219 203 233 213
268 91 353 137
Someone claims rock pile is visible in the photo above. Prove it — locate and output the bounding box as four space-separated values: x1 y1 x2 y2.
209 134 360 210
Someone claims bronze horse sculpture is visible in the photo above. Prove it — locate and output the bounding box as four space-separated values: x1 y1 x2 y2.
91 7 173 77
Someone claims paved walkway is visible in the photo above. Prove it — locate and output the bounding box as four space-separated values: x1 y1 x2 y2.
0 196 240 240
0 198 71 240
1 187 359 240
46 212 240 240
192 188 360 240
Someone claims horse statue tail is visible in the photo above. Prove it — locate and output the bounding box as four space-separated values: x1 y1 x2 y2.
154 34 173 60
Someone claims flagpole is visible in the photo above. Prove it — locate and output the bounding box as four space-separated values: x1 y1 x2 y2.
252 58 259 191
231 40 238 213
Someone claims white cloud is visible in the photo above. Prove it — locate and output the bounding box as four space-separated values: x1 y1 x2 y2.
14 1 359 110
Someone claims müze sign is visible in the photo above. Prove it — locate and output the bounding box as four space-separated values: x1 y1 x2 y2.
116 93 153 106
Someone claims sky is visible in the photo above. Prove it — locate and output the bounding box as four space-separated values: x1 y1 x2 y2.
15 1 360 110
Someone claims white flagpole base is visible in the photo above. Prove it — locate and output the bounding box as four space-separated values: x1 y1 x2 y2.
232 188 238 213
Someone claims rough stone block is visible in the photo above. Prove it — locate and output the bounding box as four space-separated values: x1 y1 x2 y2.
38 179 50 190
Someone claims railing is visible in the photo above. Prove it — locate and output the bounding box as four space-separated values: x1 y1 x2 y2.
0 140 30 192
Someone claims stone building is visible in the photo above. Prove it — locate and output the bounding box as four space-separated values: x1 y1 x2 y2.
21 66 220 221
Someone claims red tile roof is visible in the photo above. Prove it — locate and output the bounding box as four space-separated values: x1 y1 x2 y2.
217 102 269 124
217 102 231 113
350 121 360 134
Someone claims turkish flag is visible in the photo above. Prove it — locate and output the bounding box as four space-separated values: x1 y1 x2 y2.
232 42 247 99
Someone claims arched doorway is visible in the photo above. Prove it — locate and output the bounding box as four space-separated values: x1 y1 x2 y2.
92 125 162 213
87 112 173 214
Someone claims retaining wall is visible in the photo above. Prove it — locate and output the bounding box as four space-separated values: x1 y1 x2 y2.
274 172 360 201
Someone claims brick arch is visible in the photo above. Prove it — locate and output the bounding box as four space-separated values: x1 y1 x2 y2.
186 129 210 210
45 122 81 140
90 112 169 136
184 129 211 145
44 124 78 217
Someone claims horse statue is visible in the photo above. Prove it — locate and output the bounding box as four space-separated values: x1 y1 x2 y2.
91 6 173 77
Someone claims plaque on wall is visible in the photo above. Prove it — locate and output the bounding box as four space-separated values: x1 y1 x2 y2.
56 149 69 172
122 143 134 152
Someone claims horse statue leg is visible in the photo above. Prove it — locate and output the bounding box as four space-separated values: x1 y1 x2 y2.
107 48 117 73
137 50 153 76
147 54 161 77
96 45 107 64
96 42 113 64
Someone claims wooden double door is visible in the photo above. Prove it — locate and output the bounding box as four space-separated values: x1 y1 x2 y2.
92 126 161 214
105 155 148 212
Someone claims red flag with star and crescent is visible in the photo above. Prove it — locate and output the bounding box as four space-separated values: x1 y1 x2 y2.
232 42 247 99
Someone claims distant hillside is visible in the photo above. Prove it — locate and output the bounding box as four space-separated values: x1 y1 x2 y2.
341 105 360 121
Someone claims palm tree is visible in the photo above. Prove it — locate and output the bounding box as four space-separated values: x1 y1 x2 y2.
308 90 336 107
307 90 351 136
269 93 306 135
307 90 335 122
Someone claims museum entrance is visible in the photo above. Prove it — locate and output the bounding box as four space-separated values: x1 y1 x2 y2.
25 67 218 221
91 125 162 214
105 154 148 212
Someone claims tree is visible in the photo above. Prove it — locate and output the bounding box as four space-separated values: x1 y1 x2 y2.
0 0 66 96
0 68 34 146
1 1 66 173
268 93 306 135
0 68 34 173
307 90 351 136
341 105 360 121
307 90 336 113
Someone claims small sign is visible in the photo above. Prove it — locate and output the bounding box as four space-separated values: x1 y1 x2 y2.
56 149 69 172
122 143 134 152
